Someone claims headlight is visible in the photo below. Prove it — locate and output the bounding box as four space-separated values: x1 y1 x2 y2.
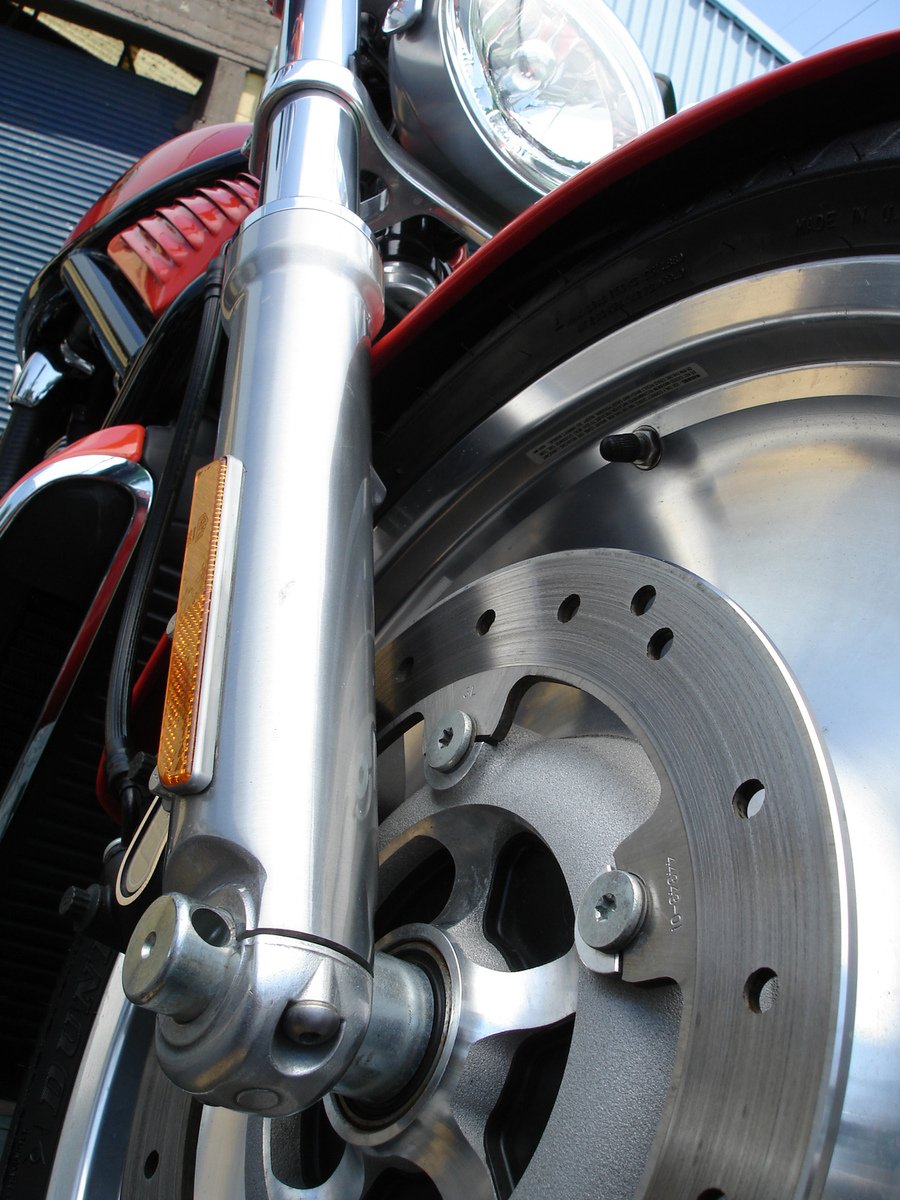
389 0 664 220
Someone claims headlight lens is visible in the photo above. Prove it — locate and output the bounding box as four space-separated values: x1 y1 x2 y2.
442 0 664 193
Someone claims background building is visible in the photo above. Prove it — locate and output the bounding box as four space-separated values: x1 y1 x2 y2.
0 0 278 397
609 0 797 109
0 0 796 401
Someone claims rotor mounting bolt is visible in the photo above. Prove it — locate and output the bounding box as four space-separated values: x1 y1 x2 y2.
577 869 647 952
599 426 661 470
281 999 343 1047
425 710 475 774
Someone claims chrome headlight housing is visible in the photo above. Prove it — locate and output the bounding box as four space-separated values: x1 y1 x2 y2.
388 0 664 221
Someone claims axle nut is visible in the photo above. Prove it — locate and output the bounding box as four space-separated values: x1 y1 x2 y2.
577 869 647 953
123 892 236 1021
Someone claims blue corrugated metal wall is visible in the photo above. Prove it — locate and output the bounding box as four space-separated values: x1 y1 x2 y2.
0 25 191 410
607 0 797 109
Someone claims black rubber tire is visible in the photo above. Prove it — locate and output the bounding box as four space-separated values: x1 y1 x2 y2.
0 939 117 1200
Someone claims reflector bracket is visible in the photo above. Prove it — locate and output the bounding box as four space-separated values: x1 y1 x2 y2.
158 455 243 792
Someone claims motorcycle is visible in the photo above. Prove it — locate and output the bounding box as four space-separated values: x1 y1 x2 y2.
0 0 899 1194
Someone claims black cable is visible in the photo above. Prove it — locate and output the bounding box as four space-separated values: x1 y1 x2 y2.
0 403 42 498
104 257 225 829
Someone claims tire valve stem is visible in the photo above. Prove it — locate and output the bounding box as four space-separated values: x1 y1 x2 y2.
599 426 661 470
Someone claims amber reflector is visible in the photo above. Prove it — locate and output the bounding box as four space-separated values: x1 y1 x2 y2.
158 458 229 789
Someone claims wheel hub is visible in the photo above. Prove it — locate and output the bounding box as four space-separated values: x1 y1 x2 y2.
333 934 454 1137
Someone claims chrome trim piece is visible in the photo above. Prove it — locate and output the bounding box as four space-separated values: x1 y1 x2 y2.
60 252 146 376
261 92 360 210
116 797 169 905
0 452 153 841
383 0 424 35
383 259 441 317
7 350 63 409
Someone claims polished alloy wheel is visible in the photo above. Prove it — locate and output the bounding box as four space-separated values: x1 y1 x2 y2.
44 257 900 1198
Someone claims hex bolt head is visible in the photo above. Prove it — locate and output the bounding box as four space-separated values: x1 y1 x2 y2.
281 999 342 1047
425 710 475 774
577 870 647 952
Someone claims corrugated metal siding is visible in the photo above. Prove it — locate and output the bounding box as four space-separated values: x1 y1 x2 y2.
0 25 190 418
607 0 796 110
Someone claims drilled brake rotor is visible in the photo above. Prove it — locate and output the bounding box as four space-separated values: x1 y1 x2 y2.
354 548 849 1199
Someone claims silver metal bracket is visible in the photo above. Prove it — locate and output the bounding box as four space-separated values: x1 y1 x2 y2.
382 0 424 35
8 351 63 408
250 58 496 243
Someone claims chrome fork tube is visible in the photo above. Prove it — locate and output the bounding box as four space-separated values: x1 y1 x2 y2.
123 0 387 1115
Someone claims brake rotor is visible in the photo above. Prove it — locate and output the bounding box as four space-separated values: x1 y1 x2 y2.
250 547 851 1199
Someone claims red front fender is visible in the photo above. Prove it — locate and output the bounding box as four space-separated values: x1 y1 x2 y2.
374 29 900 375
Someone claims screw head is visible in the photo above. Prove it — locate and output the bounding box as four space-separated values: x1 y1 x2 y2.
281 999 342 1047
235 1087 281 1111
424 710 475 774
577 870 647 952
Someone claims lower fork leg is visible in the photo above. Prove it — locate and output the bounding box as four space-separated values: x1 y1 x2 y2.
123 186 388 1116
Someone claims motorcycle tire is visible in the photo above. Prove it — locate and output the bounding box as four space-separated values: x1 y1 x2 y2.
0 939 118 1200
4 104 900 1198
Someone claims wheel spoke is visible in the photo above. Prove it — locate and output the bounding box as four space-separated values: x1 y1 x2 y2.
458 950 579 1043
296 1145 366 1199
431 809 515 931
194 1108 249 1198
403 1115 498 1200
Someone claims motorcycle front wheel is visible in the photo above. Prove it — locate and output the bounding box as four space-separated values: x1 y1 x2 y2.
7 108 900 1200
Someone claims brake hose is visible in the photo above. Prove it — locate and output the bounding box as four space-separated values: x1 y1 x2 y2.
105 257 225 835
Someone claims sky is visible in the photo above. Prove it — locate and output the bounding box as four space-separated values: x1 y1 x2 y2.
740 0 900 57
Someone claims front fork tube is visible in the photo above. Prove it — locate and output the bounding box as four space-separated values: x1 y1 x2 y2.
122 91 396 1113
